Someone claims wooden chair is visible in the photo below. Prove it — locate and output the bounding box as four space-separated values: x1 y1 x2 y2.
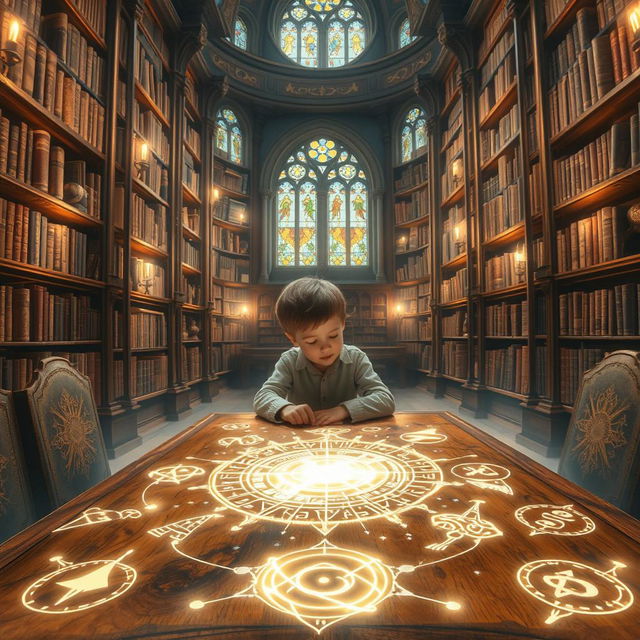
0 389 36 542
13 357 110 516
558 350 640 517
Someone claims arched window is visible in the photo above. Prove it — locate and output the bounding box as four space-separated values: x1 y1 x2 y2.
400 107 427 164
233 16 248 49
279 0 367 68
276 138 369 268
215 108 243 165
398 17 416 48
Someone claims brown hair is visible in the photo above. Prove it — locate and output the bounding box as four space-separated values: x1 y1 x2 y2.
276 278 346 335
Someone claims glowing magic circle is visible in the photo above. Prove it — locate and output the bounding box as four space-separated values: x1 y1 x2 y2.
208 434 443 529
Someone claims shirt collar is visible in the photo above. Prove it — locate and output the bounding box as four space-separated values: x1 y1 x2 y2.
295 345 352 371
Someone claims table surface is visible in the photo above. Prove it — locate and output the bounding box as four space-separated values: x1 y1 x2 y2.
1 412 639 639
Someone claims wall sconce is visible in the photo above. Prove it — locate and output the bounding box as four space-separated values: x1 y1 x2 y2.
397 235 407 251
212 187 220 200
135 140 149 179
395 303 404 315
629 5 640 51
0 18 21 73
239 212 246 223
514 248 526 280
241 305 249 317
453 222 465 254
451 157 464 187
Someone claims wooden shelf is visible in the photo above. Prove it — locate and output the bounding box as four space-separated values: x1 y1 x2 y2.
559 335 640 341
131 236 168 259
183 303 205 311
185 95 200 120
182 183 201 205
211 217 250 232
479 44 515 92
484 384 527 401
544 0 592 40
441 183 465 208
441 252 467 271
554 253 640 283
439 298 468 309
134 81 170 129
132 346 168 353
215 155 248 171
395 243 429 257
0 174 103 229
440 127 463 154
210 276 249 287
395 214 430 229
485 335 528 340
442 335 468 340
53 0 106 50
186 378 203 386
396 339 431 343
441 86 461 117
182 225 201 243
137 21 170 72
133 388 168 403
480 134 519 173
215 369 232 377
478 14 512 67
132 177 170 207
553 164 640 218
182 339 202 345
395 276 431 287
482 283 527 299
0 257 104 290
398 311 431 318
130 291 170 306
214 184 250 200
0 340 101 348
479 81 517 130
183 139 201 165
393 149 428 170
182 263 201 277
551 69 640 152
482 221 525 251
395 179 430 198
441 373 465 383
213 246 250 259
0 73 105 161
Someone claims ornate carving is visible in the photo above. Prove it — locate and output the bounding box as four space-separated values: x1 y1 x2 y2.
213 54 259 87
123 0 145 22
173 25 208 75
283 82 360 97
384 50 432 86
204 75 229 118
437 23 474 71
413 74 437 115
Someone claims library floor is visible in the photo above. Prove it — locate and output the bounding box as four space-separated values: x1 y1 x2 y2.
109 386 560 475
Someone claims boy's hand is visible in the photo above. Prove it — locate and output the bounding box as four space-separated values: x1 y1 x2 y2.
280 403 316 425
314 405 349 425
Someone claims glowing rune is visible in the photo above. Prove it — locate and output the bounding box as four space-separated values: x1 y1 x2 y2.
53 507 142 532
400 427 447 444
517 559 633 624
515 504 596 537
450 462 513 495
142 464 205 510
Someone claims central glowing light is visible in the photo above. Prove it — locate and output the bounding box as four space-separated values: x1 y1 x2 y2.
285 454 378 492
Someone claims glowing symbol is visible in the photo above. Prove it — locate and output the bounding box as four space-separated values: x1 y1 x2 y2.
308 427 351 435
401 428 447 444
22 551 136 614
518 560 633 625
142 464 205 509
515 504 595 537
53 507 142 532
427 500 502 551
148 515 220 542
361 426 383 432
218 434 264 448
221 423 253 431
450 463 513 495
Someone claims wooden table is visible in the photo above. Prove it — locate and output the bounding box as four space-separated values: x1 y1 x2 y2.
239 345 408 387
1 412 639 639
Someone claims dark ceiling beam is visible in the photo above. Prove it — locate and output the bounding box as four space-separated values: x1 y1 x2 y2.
174 0 238 40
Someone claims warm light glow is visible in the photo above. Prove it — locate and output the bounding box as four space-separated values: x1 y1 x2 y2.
514 250 525 264
451 158 463 179
395 303 403 313
140 142 149 161
399 236 406 244
630 7 640 34
8 20 19 43
239 213 245 222
212 187 220 200
241 305 249 315
454 224 461 241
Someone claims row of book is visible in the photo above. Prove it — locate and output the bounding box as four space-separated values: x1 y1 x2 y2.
528 162 544 218
131 196 167 250
398 317 432 341
210 318 248 342
41 12 105 98
396 285 419 314
394 161 428 191
394 189 430 224
442 341 467 379
480 29 514 87
182 238 200 270
0 203 96 277
395 246 431 282
482 182 521 240
134 103 170 163
183 149 199 195
137 149 169 201
128 309 167 349
560 347 604 405
478 0 509 61
441 158 464 203
486 300 528 336
210 344 242 373
479 50 515 123
418 282 432 311
129 354 168 397
212 226 249 255
138 6 170 63
213 196 248 225
559 285 640 336
483 151 519 198
442 309 467 337
441 98 462 151
211 252 249 283
213 166 248 194
1 0 41 31
65 0 106 38
182 344 202 382
532 237 545 271
555 206 624 272
441 267 467 303
0 285 99 342
182 206 200 236
485 248 526 291
396 223 428 253
182 275 200 305
441 204 466 264
0 352 101 400
548 16 639 137
0 117 101 215
224 286 250 303
480 104 518 163
485 345 529 394
184 114 201 158
135 37 169 118
130 258 165 297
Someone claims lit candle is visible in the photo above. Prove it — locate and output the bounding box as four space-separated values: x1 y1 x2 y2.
239 213 245 222
140 141 149 162
631 7 640 51
8 19 19 44
212 187 220 200
241 305 248 315
4 19 20 60
395 303 403 313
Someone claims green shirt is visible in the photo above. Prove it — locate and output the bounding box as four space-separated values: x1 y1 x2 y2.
253 344 395 423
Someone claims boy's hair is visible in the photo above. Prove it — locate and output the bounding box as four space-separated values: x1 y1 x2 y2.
276 278 346 335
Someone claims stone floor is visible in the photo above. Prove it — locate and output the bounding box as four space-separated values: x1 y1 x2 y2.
109 385 560 474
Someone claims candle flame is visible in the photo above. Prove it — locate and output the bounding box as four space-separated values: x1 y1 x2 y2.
8 20 19 43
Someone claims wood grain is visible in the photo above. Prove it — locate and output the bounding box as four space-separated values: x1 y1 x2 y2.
0 412 638 639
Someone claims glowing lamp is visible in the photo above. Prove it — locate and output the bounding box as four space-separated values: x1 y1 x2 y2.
241 305 249 316
454 222 465 254
451 158 463 186
514 249 526 278
395 303 403 314
630 6 640 51
1 18 21 72
212 187 220 200
135 139 150 178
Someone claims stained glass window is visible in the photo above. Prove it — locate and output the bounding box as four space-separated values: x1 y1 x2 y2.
215 108 243 165
233 17 248 49
399 17 416 48
279 0 367 68
400 106 428 163
275 138 369 268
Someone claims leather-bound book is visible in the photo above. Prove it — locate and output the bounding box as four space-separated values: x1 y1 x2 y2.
41 12 68 60
591 34 614 99
32 42 47 104
617 22 631 79
43 49 58 111
16 122 28 182
7 123 20 178
31 129 51 192
62 75 75 128
21 33 37 96
609 120 631 176
54 69 64 118
12 287 29 341
48 144 64 199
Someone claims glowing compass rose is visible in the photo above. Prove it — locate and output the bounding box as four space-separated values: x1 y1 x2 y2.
208 432 445 534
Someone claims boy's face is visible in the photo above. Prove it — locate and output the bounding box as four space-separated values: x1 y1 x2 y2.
286 314 345 372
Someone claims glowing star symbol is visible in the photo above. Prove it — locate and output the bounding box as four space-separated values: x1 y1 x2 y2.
53 507 142 532
427 500 502 551
207 432 445 535
515 504 596 537
142 464 205 510
188 540 461 634
450 462 513 495
50 390 97 475
518 559 633 625
401 427 447 444
22 551 136 614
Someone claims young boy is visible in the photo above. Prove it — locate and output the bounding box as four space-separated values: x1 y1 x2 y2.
253 278 395 426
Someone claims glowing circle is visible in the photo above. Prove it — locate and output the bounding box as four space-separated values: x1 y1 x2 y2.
208 435 443 529
254 545 393 633
515 504 596 537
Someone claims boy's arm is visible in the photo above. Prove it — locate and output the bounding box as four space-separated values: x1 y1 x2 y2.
341 351 395 423
253 352 295 423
